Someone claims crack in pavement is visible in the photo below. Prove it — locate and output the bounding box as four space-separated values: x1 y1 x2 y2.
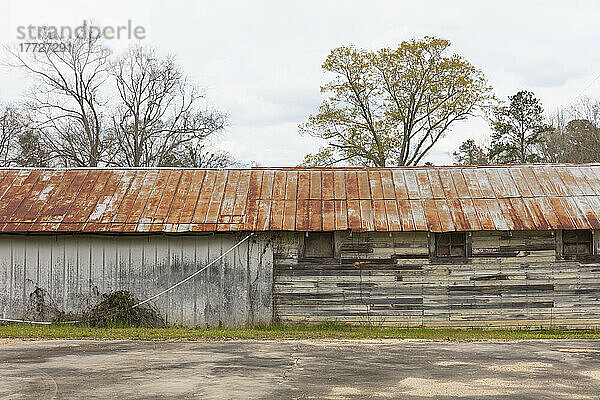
279 343 301 385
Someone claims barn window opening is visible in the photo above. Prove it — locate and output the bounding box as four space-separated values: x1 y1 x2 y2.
436 232 466 258
303 232 334 258
563 230 592 257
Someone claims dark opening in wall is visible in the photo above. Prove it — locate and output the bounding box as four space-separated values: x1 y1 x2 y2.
303 232 334 258
563 230 592 258
435 232 467 258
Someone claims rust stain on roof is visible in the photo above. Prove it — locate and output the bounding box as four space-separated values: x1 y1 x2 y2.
1 164 600 233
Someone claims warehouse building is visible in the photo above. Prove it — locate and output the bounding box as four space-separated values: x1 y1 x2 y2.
1 164 600 328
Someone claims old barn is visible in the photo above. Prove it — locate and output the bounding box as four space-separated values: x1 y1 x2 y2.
1 164 600 328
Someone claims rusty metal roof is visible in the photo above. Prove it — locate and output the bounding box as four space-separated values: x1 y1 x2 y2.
1 164 600 233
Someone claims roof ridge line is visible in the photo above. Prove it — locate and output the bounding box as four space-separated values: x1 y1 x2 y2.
0 162 600 172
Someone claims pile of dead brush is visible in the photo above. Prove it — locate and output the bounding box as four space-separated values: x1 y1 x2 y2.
82 290 165 328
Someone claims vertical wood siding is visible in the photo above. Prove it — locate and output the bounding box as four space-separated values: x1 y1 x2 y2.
0 233 273 327
274 231 600 328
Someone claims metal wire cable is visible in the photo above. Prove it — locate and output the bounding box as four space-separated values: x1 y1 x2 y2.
0 232 255 324
132 232 255 308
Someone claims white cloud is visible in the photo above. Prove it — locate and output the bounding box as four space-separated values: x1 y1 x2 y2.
2 0 600 166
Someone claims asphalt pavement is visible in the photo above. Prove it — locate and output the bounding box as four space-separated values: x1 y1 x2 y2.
1 338 600 399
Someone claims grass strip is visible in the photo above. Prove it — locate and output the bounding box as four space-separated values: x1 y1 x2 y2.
2 322 600 340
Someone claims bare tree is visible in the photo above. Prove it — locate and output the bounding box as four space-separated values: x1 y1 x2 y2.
14 129 51 167
108 45 227 167
570 96 600 126
7 34 112 166
6 36 232 167
0 105 51 167
0 106 20 166
541 98 600 163
161 143 239 168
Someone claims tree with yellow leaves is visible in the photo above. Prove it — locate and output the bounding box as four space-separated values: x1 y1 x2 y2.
300 37 494 166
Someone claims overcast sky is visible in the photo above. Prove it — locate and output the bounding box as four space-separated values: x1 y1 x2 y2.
2 0 600 166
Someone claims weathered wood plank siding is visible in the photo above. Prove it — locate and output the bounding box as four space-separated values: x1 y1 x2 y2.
0 233 273 327
274 231 600 328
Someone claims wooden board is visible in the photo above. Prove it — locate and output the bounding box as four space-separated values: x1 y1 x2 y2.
273 230 600 328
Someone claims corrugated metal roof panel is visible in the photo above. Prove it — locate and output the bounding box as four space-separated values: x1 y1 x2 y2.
2 164 600 233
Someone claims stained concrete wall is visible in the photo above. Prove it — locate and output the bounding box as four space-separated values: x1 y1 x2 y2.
0 232 273 327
